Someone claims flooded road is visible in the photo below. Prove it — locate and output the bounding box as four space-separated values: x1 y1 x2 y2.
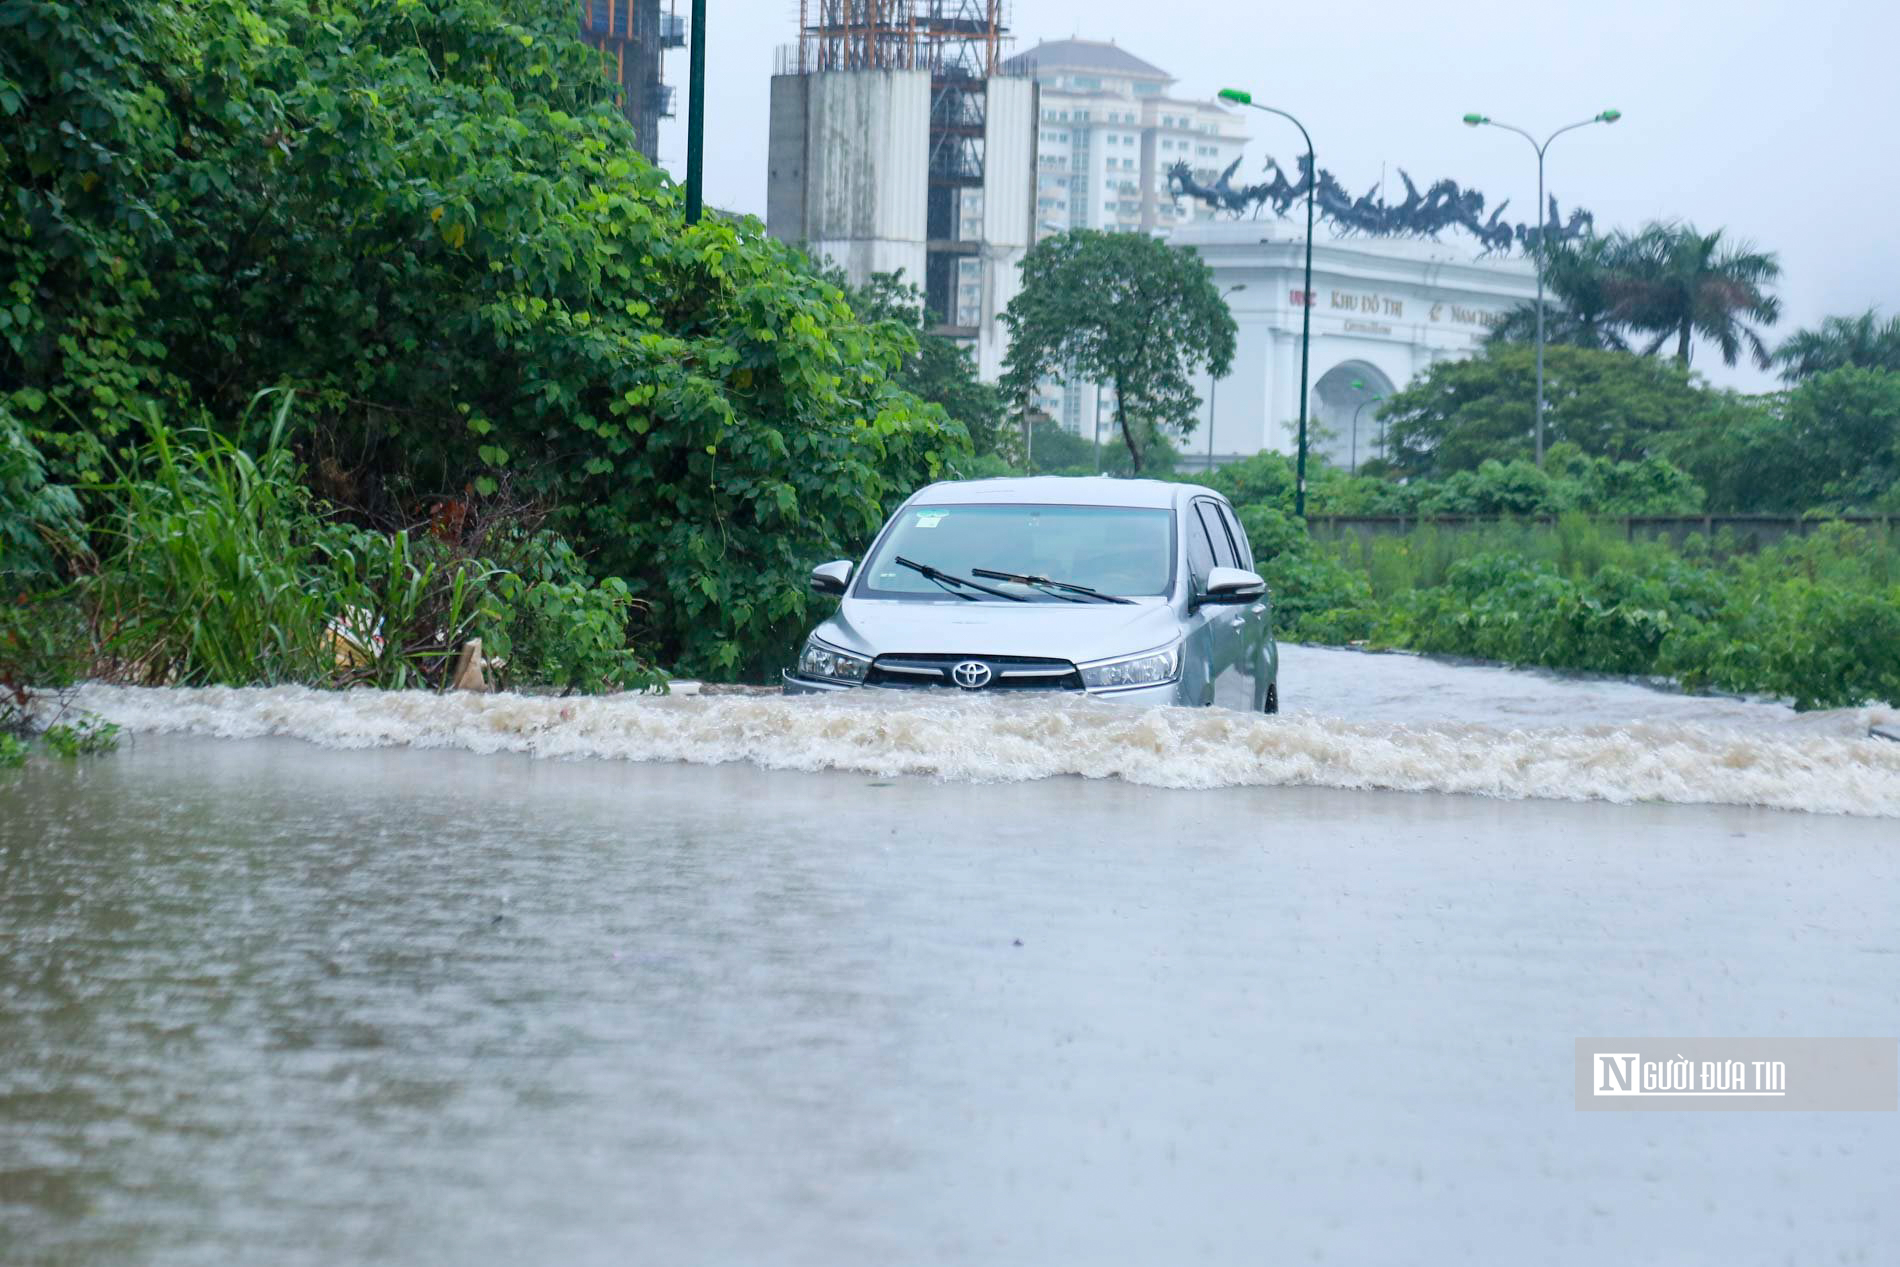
4 650 1898 1263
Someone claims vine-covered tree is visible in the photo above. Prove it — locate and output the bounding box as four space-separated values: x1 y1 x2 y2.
829 270 1006 455
0 0 967 678
999 230 1235 474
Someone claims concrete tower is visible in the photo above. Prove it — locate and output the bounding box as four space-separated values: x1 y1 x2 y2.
766 2 1037 380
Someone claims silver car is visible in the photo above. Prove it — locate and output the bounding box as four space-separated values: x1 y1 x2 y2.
784 476 1278 712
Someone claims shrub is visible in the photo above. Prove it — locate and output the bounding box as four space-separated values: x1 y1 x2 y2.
1 409 84 588
89 408 335 685
40 716 120 758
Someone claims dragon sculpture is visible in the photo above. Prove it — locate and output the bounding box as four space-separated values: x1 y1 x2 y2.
1166 157 1593 256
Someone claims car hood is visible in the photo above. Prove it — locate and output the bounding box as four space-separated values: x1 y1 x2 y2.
819 596 1185 663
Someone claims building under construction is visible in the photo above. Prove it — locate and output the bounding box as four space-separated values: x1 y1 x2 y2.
578 0 687 159
766 2 1036 379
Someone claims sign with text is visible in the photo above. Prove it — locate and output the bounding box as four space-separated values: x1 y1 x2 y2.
1575 1038 1896 1111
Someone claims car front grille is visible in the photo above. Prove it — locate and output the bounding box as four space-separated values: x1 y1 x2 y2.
866 653 1084 692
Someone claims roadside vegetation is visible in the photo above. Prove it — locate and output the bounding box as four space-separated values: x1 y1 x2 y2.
4 1 1895 716
1215 490 1899 711
2 0 967 720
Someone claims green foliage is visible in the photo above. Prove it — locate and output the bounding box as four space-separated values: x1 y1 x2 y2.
834 270 1006 455
1659 367 1900 512
1381 555 1680 676
1380 343 1723 476
1001 229 1235 473
1280 517 1899 710
90 410 336 685
1235 504 1308 562
1488 223 1782 369
3 0 964 683
77 413 659 691
1774 308 1900 383
1486 237 1633 352
1605 223 1782 368
0 732 25 768
478 532 663 693
316 525 499 690
1 408 84 587
40 715 120 758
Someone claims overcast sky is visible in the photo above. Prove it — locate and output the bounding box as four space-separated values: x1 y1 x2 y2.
656 0 1899 392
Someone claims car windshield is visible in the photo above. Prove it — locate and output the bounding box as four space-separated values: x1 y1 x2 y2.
859 503 1174 599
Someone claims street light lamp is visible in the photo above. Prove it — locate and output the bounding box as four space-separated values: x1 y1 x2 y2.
1220 87 1315 518
1461 108 1621 466
1206 283 1246 474
1347 378 1384 475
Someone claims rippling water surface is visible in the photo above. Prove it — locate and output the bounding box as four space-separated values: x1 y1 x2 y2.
3 649 1898 1264
42 645 1900 816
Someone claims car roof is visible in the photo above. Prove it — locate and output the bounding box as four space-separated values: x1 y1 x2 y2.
907 476 1220 510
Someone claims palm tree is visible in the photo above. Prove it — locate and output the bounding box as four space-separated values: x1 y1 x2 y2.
1486 236 1633 352
1606 223 1782 368
1772 308 1900 382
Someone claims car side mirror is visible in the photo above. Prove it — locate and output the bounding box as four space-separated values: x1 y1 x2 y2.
809 559 853 596
1201 566 1267 605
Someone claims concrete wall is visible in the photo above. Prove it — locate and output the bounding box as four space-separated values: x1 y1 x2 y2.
766 70 930 293
972 76 1037 382
765 75 809 244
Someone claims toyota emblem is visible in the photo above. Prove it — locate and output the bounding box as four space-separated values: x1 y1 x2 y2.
950 660 993 689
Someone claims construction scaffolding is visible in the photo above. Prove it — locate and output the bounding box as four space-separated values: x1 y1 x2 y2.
790 1 1005 76
578 0 686 159
789 2 1012 331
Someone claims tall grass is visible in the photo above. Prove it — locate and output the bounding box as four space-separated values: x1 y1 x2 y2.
80 393 663 693
1321 514 1691 602
1279 515 1900 708
90 396 335 685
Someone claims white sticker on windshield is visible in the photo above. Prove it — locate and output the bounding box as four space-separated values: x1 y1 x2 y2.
914 512 947 529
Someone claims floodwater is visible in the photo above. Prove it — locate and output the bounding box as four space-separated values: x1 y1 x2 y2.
3 647 1898 1264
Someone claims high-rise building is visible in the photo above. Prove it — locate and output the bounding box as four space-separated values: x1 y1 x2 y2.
765 2 1037 381
578 0 686 160
1001 39 1248 436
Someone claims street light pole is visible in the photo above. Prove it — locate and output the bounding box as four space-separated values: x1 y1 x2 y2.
1348 378 1383 476
1220 89 1313 517
1461 108 1620 466
1206 283 1246 475
685 0 707 224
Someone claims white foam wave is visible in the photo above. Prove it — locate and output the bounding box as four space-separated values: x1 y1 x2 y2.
49 684 1900 817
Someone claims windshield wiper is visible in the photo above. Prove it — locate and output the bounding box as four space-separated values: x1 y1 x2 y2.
971 568 1136 604
894 556 1027 602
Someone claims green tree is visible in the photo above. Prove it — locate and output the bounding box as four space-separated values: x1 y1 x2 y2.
1609 223 1782 368
1773 309 1900 383
1380 344 1718 476
1657 368 1900 513
1486 236 1634 352
0 409 83 588
1 0 966 679
1000 230 1235 474
834 270 1006 454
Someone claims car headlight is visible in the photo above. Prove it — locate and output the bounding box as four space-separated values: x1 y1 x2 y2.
798 636 870 684
1079 643 1181 691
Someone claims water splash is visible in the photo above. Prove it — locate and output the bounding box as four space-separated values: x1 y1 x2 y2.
50 680 1900 818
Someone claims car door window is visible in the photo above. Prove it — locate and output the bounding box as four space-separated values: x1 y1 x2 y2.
1216 502 1253 571
1185 505 1216 591
1195 501 1238 570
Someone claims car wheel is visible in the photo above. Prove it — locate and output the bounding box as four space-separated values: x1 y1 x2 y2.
1263 682 1278 714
